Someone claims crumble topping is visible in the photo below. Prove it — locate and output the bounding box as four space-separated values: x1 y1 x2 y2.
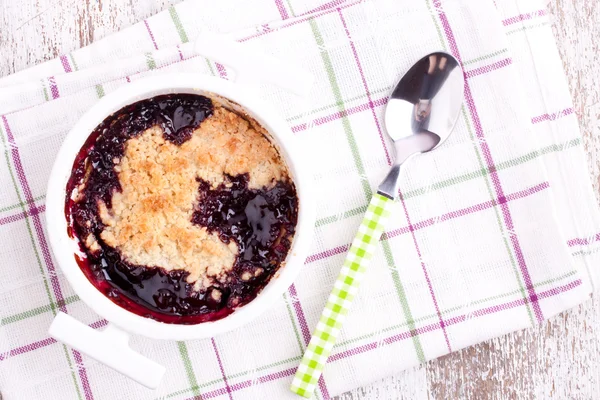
95 104 288 288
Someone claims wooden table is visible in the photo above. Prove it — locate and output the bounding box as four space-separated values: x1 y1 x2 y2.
1 0 599 398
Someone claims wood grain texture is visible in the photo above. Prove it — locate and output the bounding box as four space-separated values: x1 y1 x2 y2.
0 0 598 399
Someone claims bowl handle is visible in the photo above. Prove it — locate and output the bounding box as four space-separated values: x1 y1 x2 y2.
194 32 314 97
48 312 166 389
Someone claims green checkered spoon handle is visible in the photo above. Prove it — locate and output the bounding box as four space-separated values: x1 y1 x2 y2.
290 193 394 397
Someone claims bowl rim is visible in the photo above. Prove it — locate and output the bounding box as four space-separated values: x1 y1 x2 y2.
45 73 315 340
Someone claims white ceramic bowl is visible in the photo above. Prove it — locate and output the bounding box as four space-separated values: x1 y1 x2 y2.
46 73 315 342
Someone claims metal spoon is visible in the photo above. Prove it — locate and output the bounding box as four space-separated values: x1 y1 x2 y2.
291 52 464 398
378 51 464 199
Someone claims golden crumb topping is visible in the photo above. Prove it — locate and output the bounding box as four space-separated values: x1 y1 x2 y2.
96 104 288 288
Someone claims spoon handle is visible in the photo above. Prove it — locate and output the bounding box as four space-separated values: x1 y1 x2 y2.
291 193 394 398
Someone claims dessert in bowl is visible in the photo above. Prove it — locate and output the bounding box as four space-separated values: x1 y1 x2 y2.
67 92 299 324
46 74 315 341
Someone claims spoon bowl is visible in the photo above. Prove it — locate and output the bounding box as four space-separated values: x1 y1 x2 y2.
378 51 464 199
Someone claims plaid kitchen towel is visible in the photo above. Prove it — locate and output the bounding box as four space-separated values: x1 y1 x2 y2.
1 0 599 399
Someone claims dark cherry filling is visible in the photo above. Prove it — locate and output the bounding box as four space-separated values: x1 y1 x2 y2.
66 94 298 324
